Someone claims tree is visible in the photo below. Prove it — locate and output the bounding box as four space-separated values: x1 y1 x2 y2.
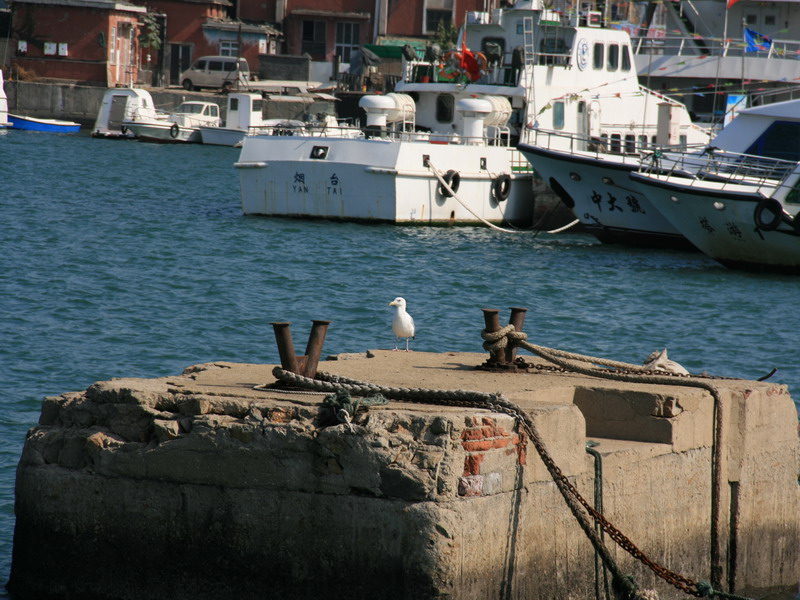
138 13 162 62
432 20 458 51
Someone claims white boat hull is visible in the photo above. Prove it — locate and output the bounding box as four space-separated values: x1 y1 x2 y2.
519 142 694 249
199 126 247 146
630 173 800 272
237 136 534 225
122 120 201 143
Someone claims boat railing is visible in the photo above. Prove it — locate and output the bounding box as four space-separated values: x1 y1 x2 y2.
632 34 800 61
639 147 798 194
526 127 697 159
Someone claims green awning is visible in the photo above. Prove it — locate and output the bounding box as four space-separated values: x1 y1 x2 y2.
363 41 426 59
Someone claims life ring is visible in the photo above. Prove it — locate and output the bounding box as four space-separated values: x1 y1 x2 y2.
753 197 783 230
438 51 462 81
475 52 489 75
170 123 180 139
492 173 512 201
438 170 461 197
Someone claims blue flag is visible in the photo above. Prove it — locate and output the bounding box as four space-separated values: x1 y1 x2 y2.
744 27 772 52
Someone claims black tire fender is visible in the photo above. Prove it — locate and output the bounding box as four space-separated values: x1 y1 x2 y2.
754 197 783 231
170 123 180 139
492 173 512 201
548 177 575 209
438 170 461 198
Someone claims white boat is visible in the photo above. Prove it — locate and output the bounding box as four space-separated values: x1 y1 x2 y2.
92 88 156 139
627 99 800 273
200 93 272 146
236 0 680 226
121 100 221 143
0 70 11 129
515 48 712 247
198 93 357 146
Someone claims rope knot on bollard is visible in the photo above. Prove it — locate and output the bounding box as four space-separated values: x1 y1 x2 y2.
481 323 528 354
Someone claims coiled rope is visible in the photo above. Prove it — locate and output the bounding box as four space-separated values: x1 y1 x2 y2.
269 324 745 599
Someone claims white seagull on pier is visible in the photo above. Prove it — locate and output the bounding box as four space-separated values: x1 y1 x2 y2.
389 297 415 351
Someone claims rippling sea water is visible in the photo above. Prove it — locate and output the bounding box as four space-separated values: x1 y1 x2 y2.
1 128 798 598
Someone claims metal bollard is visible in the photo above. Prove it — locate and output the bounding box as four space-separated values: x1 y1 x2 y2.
303 320 331 378
271 320 331 379
481 308 505 365
506 307 528 364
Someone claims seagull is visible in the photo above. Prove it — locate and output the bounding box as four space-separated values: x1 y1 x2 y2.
643 348 690 375
389 297 415 351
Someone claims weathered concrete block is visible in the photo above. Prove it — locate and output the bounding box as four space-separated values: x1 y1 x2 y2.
8 352 800 600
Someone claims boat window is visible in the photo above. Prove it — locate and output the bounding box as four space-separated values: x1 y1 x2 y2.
539 37 568 66
593 43 604 70
651 135 657 147
600 133 609 150
610 133 621 154
679 134 687 149
607 44 619 71
230 98 239 111
744 120 800 161
625 134 636 154
637 134 647 151
622 46 631 71
436 94 454 123
553 101 565 129
481 37 505 59
253 99 263 112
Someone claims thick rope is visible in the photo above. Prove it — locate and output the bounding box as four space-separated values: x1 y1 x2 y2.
483 326 725 591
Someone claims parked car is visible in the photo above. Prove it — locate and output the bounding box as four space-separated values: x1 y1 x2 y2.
180 56 250 91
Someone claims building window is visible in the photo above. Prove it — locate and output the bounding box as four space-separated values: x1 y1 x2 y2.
220 41 239 57
110 27 117 65
335 22 360 63
426 10 451 33
425 0 453 34
302 20 326 58
593 42 604 70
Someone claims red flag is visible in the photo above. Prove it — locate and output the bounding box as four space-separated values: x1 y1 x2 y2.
460 38 481 82
727 0 740 8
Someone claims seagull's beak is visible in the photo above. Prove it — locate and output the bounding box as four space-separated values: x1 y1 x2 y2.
388 300 396 306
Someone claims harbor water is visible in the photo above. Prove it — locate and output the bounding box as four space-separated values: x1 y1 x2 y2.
1 128 799 598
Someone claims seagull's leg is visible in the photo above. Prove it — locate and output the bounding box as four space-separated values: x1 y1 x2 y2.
394 337 400 351
405 337 410 352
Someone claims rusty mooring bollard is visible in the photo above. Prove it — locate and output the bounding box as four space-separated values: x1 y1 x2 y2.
481 308 505 365
506 307 527 364
270 320 331 379
481 307 528 371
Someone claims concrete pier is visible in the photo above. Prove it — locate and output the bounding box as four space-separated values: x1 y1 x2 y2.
8 350 800 600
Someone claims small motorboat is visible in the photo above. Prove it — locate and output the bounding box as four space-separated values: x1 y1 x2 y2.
121 100 221 143
9 114 80 133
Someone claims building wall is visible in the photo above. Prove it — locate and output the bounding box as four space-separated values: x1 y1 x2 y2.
10 4 140 86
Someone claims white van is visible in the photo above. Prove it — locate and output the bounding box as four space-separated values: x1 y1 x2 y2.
179 56 250 91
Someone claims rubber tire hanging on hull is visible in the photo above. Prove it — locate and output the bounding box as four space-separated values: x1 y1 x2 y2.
548 177 575 209
438 170 461 197
170 123 180 139
754 198 783 231
492 174 512 201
